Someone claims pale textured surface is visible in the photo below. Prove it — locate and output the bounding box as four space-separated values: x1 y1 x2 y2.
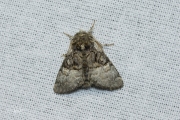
0 0 180 119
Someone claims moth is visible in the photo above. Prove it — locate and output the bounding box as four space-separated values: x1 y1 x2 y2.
53 21 123 94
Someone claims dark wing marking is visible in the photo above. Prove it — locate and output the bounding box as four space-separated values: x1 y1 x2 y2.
53 53 84 94
87 51 123 90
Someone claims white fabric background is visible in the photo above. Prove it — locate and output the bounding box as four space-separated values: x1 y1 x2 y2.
0 0 180 120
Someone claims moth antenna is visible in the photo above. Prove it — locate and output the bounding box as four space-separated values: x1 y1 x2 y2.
88 20 95 34
63 32 73 39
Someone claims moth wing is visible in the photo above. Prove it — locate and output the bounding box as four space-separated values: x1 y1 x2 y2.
53 54 84 94
90 62 123 90
88 43 123 90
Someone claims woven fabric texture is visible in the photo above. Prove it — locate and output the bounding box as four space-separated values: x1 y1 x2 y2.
0 0 180 120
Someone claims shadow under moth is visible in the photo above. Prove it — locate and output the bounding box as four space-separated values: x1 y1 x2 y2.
53 21 123 94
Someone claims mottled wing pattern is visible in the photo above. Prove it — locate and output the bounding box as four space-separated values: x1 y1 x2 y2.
53 52 84 94
87 50 123 90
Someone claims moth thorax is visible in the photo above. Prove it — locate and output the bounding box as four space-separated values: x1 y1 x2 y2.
72 31 94 51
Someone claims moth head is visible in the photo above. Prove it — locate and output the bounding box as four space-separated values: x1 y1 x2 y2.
64 21 96 52
71 31 94 51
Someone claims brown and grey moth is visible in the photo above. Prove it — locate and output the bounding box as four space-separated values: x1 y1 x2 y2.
53 21 123 94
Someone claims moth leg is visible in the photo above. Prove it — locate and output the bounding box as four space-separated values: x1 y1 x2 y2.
103 43 114 47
